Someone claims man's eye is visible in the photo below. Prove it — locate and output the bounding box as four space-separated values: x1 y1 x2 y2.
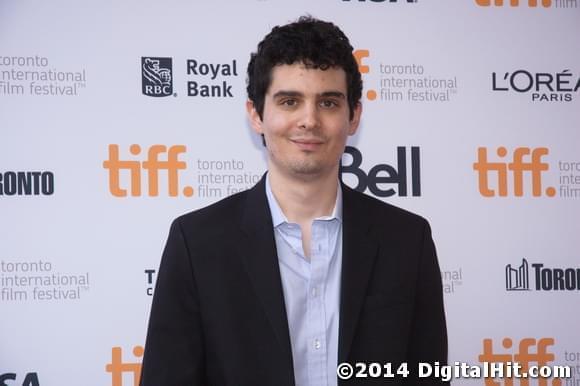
281 99 297 107
320 100 338 108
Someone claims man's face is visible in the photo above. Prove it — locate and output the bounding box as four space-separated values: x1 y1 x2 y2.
247 63 361 181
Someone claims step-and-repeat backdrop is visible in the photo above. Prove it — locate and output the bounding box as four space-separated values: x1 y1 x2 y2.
1 0 579 385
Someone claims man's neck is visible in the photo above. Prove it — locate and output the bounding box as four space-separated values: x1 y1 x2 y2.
268 167 339 226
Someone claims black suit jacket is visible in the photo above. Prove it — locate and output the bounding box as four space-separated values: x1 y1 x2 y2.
140 175 448 386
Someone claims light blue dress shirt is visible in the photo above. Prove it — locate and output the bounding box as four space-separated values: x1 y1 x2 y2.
265 175 343 386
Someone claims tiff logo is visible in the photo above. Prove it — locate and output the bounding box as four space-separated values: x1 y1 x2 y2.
473 147 556 197
141 57 173 97
478 337 563 386
105 346 143 386
506 258 530 290
353 49 377 101
103 144 194 198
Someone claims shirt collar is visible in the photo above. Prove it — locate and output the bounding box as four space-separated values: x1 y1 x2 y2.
265 173 343 228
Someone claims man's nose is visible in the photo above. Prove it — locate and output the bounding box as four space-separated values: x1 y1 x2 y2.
298 103 320 130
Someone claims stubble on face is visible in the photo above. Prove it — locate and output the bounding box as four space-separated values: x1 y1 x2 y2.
267 132 329 177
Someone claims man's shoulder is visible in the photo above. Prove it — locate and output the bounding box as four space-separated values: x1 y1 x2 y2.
343 184 429 230
172 188 250 234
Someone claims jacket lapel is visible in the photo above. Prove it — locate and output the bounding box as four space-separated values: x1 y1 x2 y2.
338 184 379 363
239 175 295 384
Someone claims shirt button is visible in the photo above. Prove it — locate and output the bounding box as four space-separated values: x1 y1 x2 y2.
314 339 321 350
311 287 318 298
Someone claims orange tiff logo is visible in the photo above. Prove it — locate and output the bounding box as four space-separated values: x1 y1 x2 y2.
479 338 562 386
105 346 143 386
475 0 552 7
103 144 194 197
353 49 377 101
473 147 556 197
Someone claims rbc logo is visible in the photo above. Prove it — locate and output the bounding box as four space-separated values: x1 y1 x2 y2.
141 57 173 97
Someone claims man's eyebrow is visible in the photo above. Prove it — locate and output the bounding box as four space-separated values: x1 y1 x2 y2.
319 91 346 99
271 90 346 99
272 90 303 99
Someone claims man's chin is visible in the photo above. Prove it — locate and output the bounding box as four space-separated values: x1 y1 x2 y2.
288 164 331 180
269 156 335 180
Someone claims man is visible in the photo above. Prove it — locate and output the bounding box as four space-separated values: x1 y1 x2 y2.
140 16 447 386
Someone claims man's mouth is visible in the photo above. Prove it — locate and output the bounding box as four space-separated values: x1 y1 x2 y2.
291 138 324 150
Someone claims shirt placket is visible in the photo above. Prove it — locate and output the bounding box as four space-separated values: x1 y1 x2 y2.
307 221 330 386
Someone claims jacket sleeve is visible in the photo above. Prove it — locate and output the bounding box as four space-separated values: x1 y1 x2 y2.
140 218 206 386
403 220 449 386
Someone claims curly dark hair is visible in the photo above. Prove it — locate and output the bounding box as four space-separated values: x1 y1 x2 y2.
246 16 362 121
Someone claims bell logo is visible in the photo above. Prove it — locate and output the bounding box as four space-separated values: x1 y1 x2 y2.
341 146 421 197
478 337 566 385
475 0 552 7
103 144 194 198
105 346 143 386
473 147 556 197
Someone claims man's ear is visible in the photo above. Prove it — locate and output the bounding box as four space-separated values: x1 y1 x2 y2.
348 102 362 136
246 100 263 135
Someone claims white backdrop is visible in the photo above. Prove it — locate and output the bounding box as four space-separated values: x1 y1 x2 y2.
1 0 579 385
